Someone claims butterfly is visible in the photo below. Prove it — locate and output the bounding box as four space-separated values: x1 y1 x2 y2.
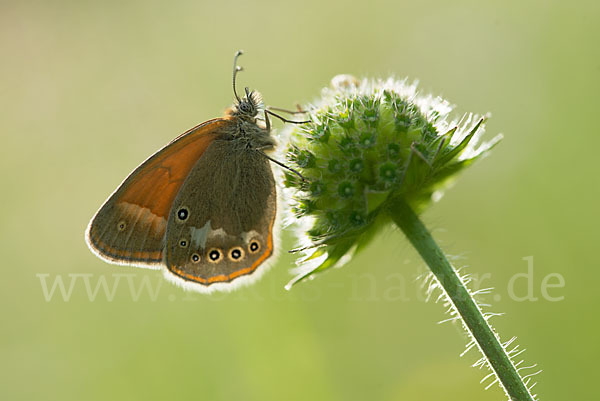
85 51 306 292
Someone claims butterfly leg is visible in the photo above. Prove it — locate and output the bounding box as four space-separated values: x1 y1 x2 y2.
411 142 432 167
265 109 310 125
266 105 309 115
398 142 433 188
263 109 272 131
255 148 306 182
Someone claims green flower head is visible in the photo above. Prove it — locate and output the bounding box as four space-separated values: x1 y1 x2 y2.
282 75 501 288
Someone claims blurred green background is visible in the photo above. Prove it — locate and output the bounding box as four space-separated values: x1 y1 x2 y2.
1 0 598 400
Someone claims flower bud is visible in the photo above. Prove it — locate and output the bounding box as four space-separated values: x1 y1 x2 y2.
283 76 501 287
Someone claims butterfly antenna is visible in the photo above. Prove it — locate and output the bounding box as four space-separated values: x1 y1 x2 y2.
232 50 244 103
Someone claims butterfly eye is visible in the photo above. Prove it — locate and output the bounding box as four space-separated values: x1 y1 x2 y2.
239 101 251 113
248 240 261 254
228 247 245 262
190 253 201 263
207 248 223 263
178 239 188 248
176 207 189 222
117 220 127 231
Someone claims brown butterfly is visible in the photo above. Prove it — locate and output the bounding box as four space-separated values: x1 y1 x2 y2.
85 51 305 292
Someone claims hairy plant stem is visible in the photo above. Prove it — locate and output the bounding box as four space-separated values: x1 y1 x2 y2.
388 199 534 401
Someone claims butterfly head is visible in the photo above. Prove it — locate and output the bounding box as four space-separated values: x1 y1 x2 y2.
232 87 263 118
230 51 265 121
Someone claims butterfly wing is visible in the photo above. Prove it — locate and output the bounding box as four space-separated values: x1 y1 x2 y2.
86 118 234 267
163 138 277 291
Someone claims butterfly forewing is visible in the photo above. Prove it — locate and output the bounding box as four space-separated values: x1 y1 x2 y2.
86 118 231 267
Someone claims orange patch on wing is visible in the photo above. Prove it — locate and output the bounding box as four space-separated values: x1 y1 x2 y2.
117 118 233 219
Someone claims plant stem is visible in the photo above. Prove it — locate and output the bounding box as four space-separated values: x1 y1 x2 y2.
388 199 535 401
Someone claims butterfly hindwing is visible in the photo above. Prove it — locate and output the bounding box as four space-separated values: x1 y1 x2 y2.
164 138 277 289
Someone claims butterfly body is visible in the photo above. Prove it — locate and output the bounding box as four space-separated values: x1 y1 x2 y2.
86 86 280 292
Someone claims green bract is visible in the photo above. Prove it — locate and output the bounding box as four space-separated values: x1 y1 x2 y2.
282 75 501 288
